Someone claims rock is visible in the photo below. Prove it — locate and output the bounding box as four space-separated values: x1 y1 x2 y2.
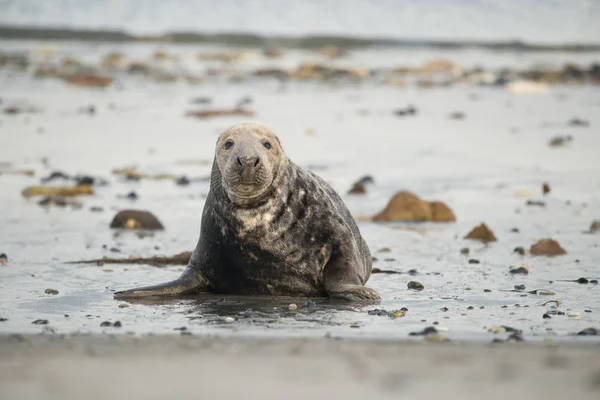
319 46 345 59
22 185 94 198
576 278 589 284
568 118 589 127
65 74 113 88
44 288 59 295
464 223 497 242
505 80 548 94
263 48 283 59
388 310 406 319
460 247 469 255
176 176 191 186
526 200 546 207
513 247 526 255
109 210 164 230
530 238 566 256
542 183 551 195
588 220 600 233
488 325 521 334
576 328 598 336
429 201 456 222
0 253 7 265
186 108 254 120
409 327 438 336
468 259 480 264
393 105 417 117
549 135 573 147
0 318 7 322
113 321 122 328
448 112 465 120
373 191 455 222
514 284 526 290
371 268 401 274
288 303 297 311
100 321 112 327
347 175 374 195
407 281 424 291
31 319 48 325
118 191 138 200
510 265 531 275
90 206 104 212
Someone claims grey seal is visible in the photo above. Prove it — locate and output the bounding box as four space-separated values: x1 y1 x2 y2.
114 121 380 302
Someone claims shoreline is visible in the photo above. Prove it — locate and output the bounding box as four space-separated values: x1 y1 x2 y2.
2 24 600 52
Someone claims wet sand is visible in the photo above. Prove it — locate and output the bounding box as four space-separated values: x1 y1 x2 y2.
1 334 600 400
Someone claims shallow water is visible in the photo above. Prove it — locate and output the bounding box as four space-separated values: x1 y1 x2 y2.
0 40 599 343
1 0 600 44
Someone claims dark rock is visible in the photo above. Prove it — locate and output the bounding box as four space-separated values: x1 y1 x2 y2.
118 191 138 200
530 238 567 256
510 227 520 233
576 278 589 284
589 220 600 233
38 196 68 207
100 321 112 327
513 247 526 255
303 301 316 309
75 176 96 186
31 319 48 325
510 266 530 275
409 327 438 336
407 281 424 291
548 135 573 147
0 253 7 265
568 118 589 127
408 269 418 275
506 333 524 342
371 268 401 274
591 280 599 284
41 171 70 183
484 289 492 293
348 175 374 195
176 176 191 186
460 247 469 255
393 105 417 117
526 200 546 207
0 317 8 322
109 210 164 230
367 309 389 316
468 259 480 264
514 284 526 290
44 288 59 295
464 223 497 242
90 206 104 212
543 313 552 319
576 328 599 336
113 321 122 328
109 247 121 253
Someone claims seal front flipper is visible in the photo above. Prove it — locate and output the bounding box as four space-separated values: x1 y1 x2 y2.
113 266 206 299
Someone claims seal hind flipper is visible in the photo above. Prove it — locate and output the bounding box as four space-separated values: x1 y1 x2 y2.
113 267 206 299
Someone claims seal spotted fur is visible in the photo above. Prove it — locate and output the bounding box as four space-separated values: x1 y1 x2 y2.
114 122 379 302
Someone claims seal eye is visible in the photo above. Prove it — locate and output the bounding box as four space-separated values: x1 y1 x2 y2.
224 140 234 150
263 141 272 150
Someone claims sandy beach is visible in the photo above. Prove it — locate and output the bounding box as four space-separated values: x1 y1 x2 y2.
1 334 600 400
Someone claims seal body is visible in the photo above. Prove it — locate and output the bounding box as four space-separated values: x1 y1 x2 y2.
114 122 379 301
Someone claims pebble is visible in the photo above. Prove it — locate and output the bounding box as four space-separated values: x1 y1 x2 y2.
514 284 526 290
468 259 480 264
409 327 438 336
303 301 316 309
32 319 48 325
288 303 297 311
44 288 59 295
100 321 112 327
223 317 235 323
484 289 492 293
407 281 424 291
113 321 122 327
460 247 469 255
513 247 526 255
176 176 191 186
388 310 406 319
0 253 7 265
576 277 589 284
350 323 361 328
543 313 552 319
0 317 8 322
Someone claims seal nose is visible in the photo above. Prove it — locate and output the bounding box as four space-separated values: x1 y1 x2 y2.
237 156 261 169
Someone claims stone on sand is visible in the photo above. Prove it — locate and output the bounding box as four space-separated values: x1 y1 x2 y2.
373 191 455 222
